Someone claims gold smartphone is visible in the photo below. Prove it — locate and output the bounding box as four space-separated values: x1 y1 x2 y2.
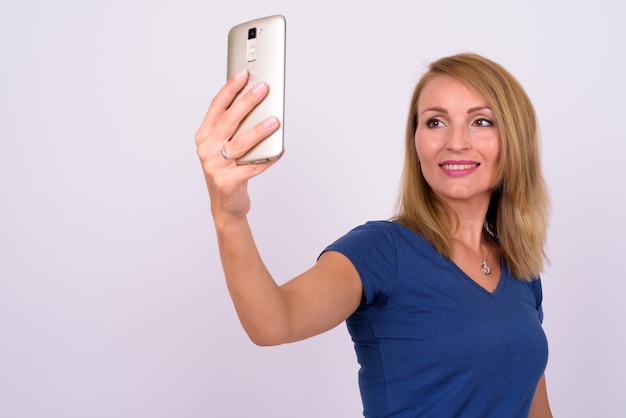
227 15 286 164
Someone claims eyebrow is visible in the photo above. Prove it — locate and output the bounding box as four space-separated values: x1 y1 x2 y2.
419 106 492 116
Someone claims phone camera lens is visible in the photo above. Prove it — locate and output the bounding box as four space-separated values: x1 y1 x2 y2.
248 27 257 39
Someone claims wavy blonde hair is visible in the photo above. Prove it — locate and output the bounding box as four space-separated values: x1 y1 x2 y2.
394 53 549 280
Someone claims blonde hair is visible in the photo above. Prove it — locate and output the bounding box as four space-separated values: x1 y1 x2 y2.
395 53 549 280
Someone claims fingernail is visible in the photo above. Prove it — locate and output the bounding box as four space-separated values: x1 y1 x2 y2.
252 82 267 95
263 116 279 129
233 69 247 80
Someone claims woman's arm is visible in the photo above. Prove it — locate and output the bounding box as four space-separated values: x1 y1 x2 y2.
196 71 363 346
529 373 553 418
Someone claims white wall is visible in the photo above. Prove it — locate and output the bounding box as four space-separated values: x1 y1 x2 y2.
1 1 624 417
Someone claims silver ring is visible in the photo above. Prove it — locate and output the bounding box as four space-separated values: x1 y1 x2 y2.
220 144 235 160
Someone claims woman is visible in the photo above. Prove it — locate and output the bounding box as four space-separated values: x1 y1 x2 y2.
196 53 552 417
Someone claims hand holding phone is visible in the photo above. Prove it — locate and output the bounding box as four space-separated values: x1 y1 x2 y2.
227 15 286 164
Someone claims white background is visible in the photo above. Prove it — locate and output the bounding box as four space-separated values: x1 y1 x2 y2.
1 1 624 417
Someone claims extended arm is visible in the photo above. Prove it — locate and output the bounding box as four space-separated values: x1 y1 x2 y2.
196 71 362 345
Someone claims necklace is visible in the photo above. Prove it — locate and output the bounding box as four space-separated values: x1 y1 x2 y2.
454 239 492 276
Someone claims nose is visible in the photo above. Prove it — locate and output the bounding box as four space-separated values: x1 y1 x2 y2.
445 125 471 151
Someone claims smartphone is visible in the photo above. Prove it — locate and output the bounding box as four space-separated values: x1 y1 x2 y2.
227 15 286 164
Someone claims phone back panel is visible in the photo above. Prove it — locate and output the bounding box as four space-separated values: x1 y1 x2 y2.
227 15 286 164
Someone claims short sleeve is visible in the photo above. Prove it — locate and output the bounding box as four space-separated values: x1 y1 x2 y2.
322 221 399 306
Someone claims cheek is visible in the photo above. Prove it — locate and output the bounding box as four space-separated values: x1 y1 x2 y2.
414 133 437 168
414 131 427 161
414 137 438 184
413 134 422 169
491 136 502 165
487 137 503 183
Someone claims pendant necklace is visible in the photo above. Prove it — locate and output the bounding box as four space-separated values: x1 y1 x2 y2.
455 239 492 276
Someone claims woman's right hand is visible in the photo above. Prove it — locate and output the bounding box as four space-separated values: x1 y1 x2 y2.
195 69 281 226
195 71 363 347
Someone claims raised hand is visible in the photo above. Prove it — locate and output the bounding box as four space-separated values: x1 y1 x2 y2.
195 69 281 224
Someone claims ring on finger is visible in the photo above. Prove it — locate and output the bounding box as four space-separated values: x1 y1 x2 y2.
220 143 236 161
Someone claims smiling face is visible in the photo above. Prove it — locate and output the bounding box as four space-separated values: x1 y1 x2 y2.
415 75 502 208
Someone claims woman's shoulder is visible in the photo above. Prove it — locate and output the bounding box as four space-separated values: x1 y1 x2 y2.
338 220 412 243
351 219 397 232
349 219 414 234
333 220 431 252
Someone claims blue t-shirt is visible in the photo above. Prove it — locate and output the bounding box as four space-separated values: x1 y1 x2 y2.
324 221 548 418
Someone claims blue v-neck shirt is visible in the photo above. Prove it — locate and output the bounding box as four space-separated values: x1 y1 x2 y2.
325 220 548 418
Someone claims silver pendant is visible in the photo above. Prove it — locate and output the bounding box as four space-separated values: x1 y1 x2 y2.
480 260 491 275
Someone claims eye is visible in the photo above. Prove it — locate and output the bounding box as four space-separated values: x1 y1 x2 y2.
473 118 494 127
426 118 446 128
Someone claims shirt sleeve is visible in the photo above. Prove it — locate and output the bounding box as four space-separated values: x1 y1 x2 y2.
322 221 399 306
